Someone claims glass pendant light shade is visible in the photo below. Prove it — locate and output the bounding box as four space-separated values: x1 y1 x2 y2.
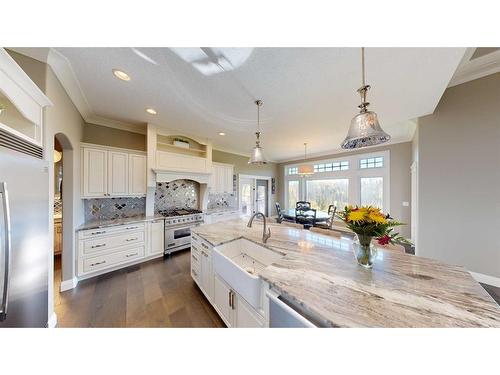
248 100 268 165
341 111 390 149
341 48 391 150
297 143 314 176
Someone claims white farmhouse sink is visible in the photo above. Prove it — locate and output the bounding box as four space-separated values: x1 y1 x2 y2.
213 238 283 310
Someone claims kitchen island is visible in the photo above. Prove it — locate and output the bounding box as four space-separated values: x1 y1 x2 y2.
192 219 500 327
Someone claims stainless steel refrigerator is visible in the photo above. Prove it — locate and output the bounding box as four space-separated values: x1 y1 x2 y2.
1 146 49 327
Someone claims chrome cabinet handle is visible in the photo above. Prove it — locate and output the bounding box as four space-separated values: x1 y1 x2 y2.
228 290 232 308
90 260 106 267
126 226 138 230
91 230 106 235
126 253 138 258
201 250 208 257
230 291 235 310
192 254 198 262
201 243 209 249
192 269 198 277
126 237 138 242
91 243 106 249
0 182 11 321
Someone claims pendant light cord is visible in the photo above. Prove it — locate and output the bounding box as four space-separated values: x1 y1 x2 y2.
361 47 365 87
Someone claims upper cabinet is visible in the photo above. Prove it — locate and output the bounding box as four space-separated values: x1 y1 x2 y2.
211 162 234 194
0 48 52 157
81 143 146 198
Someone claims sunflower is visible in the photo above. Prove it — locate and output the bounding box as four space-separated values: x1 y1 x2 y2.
367 211 387 224
347 209 366 222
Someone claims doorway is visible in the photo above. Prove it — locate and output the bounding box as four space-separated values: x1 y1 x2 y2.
53 137 63 299
238 175 271 217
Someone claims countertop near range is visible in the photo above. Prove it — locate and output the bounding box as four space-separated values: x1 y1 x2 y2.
192 219 500 328
76 214 165 231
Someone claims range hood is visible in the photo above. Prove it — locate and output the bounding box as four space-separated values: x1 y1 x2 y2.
153 168 210 184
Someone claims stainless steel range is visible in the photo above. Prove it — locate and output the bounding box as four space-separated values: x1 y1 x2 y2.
158 209 204 254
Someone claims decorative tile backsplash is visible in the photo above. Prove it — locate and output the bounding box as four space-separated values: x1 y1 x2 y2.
54 196 62 216
207 192 237 209
84 197 146 221
154 180 199 213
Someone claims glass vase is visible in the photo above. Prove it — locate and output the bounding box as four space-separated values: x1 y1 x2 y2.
353 234 377 269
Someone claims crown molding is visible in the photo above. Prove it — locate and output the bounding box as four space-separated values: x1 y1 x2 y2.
449 48 500 87
86 115 146 134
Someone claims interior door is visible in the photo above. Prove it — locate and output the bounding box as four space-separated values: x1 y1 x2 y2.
255 179 269 216
239 177 255 217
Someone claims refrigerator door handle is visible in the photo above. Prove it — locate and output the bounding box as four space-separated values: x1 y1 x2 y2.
0 182 11 321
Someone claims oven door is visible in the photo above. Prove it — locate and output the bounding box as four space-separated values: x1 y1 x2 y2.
164 223 199 253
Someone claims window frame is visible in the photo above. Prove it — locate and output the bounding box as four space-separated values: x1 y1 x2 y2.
283 150 390 212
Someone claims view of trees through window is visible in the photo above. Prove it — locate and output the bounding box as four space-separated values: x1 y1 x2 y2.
360 177 384 209
306 179 349 211
287 180 299 208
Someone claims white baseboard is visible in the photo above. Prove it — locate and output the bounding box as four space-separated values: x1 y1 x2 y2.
60 277 78 292
469 271 500 288
48 312 57 328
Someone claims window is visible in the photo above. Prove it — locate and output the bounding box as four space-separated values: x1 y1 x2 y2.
360 177 384 209
287 180 299 208
288 167 298 175
306 179 349 211
360 156 383 169
313 161 349 173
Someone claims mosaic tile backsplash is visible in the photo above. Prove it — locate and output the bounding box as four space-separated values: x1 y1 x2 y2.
84 197 146 221
154 180 199 213
207 192 237 209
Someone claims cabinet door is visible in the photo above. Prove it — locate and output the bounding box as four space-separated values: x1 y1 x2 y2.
234 294 264 328
129 154 147 196
108 151 129 196
149 220 164 255
200 249 213 302
225 166 233 193
82 147 107 197
213 275 232 327
215 165 224 193
208 166 216 192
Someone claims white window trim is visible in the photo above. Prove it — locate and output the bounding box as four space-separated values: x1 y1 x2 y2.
284 150 390 212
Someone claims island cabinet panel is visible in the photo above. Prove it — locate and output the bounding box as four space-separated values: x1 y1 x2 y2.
213 274 233 327
234 293 264 328
108 151 129 196
200 247 214 302
148 219 164 256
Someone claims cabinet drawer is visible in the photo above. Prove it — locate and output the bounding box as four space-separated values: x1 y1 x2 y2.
82 230 145 255
83 245 145 274
81 222 146 239
191 249 201 271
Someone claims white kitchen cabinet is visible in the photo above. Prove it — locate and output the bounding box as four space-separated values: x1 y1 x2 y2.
148 219 164 256
210 162 233 194
213 274 233 327
129 154 147 195
200 243 214 302
81 143 147 198
82 147 108 197
108 151 129 196
234 293 264 328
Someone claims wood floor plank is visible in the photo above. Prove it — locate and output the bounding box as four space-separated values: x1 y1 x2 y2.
55 250 225 328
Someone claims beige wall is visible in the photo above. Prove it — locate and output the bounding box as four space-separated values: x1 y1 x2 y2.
212 149 279 213
277 142 412 237
83 122 146 151
8 50 85 324
415 72 500 279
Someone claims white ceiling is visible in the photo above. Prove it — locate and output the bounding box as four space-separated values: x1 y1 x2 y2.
12 47 466 161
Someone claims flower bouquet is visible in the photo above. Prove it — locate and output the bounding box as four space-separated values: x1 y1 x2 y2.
337 205 410 268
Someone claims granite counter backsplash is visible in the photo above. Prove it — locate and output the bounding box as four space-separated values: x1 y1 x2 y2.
84 197 146 221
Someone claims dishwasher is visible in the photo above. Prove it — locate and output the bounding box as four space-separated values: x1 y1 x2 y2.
266 290 317 328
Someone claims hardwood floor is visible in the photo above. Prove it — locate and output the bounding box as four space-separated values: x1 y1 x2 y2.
54 251 225 328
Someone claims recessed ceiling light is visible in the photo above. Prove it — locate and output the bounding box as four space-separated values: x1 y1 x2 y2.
145 107 157 115
218 132 226 136
112 69 131 81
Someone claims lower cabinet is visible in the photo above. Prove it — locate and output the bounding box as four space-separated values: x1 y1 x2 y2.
148 219 164 256
191 233 266 328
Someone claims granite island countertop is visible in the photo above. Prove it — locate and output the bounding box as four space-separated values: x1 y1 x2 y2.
192 219 500 327
76 214 165 231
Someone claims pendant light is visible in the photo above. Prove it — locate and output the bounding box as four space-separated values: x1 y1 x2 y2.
341 47 390 149
298 143 314 176
248 99 268 165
